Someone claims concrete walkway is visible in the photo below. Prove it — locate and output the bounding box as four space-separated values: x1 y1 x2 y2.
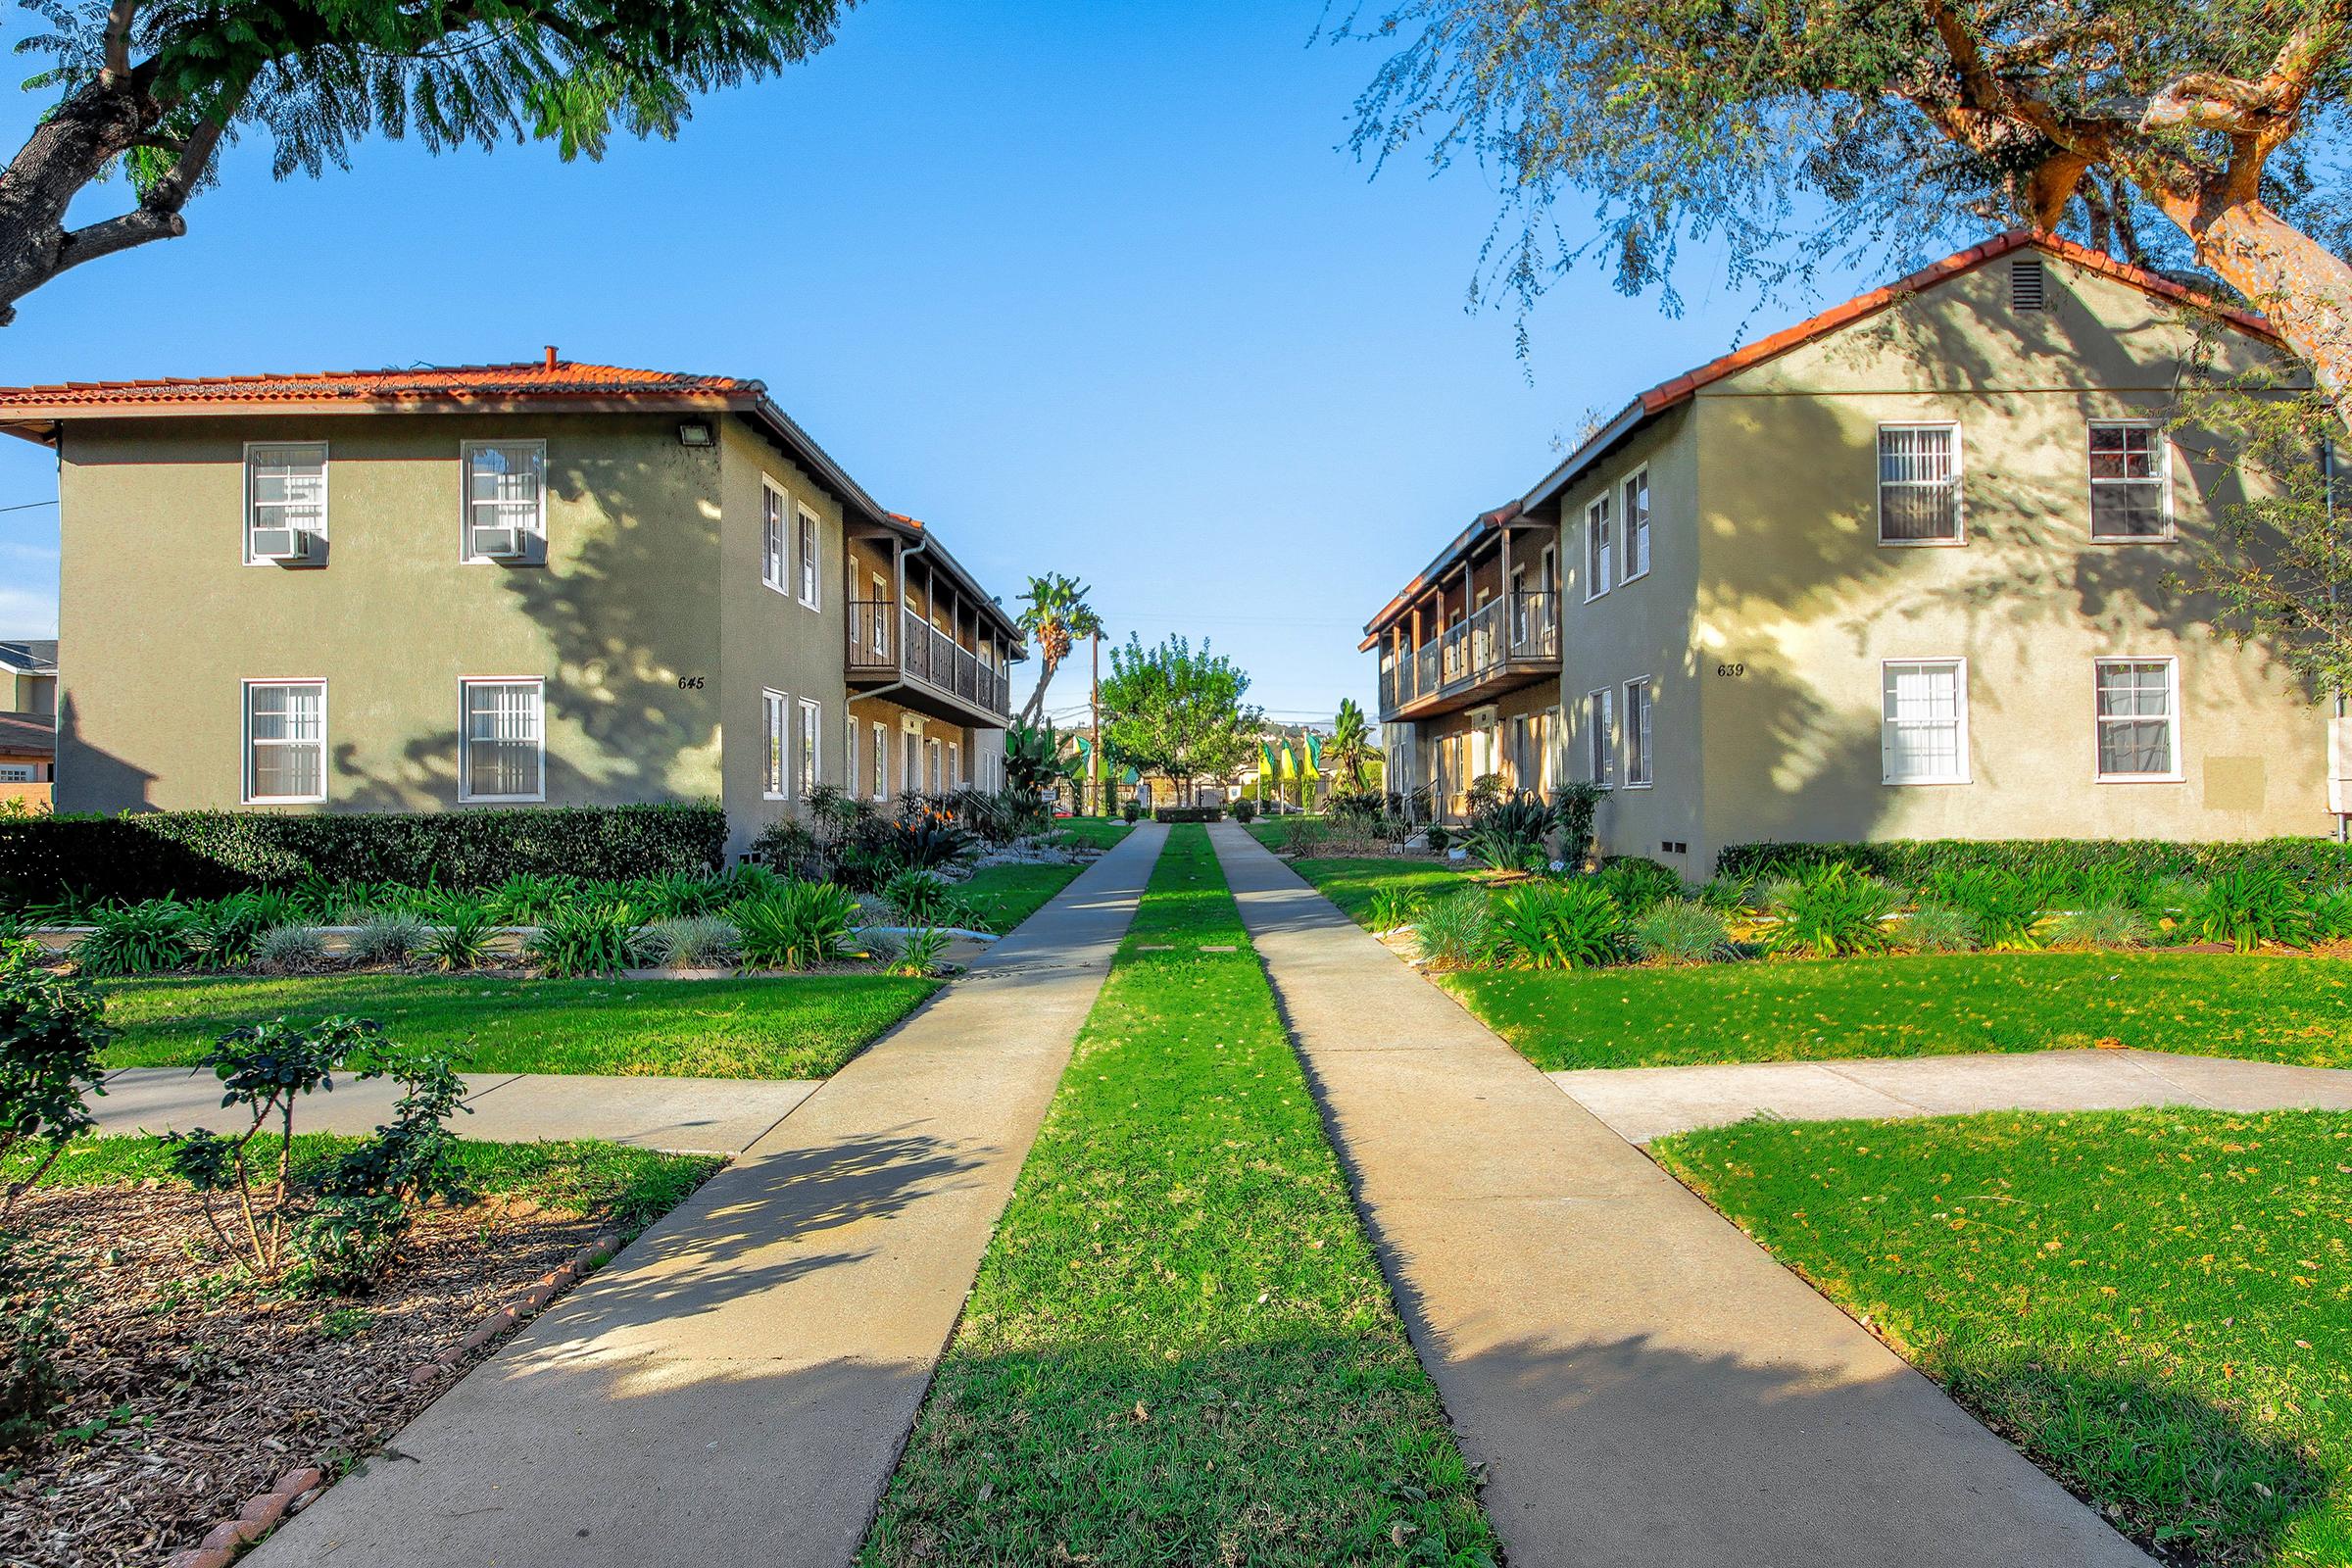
94 1067 821 1154
1556 1047 2352 1144
249 823 1168 1568
1207 823 2151 1568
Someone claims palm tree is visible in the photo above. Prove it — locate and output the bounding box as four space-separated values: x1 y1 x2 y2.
1014 573 1102 728
1329 699 1375 794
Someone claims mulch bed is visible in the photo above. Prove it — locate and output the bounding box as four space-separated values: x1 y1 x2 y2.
1 1184 617 1568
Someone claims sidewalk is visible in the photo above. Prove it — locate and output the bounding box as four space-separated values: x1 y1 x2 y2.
248 823 1168 1568
95 1067 821 1153
1208 824 2151 1568
1554 1047 2352 1144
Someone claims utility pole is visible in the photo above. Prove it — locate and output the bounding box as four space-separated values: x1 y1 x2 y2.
1090 628 1102 817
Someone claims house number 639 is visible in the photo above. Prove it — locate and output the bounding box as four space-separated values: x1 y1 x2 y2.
1715 662 1746 678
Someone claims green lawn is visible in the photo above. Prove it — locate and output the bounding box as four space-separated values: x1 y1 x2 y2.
1656 1110 2352 1567
957 860 1086 934
14 1133 722 1239
1280 855 1481 926
1050 818 1134 851
861 826 1497 1567
95 973 938 1078
1447 952 2352 1070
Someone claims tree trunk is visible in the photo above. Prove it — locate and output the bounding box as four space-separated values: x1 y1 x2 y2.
0 74 173 325
2165 192 2352 432
1017 654 1058 728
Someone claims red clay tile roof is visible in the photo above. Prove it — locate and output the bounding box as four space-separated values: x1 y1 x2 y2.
0 711 56 760
0 360 759 411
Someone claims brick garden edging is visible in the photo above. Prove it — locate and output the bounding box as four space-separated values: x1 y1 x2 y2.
164 1228 623 1568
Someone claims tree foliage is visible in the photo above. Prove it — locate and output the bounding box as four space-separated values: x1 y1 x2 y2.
1098 635 1264 797
1329 698 1377 792
0 0 854 320
1340 0 2352 426
1012 572 1102 728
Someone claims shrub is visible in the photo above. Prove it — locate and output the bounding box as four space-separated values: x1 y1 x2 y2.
528 902 650 978
1922 866 2045 951
1894 902 1982 954
1715 836 2352 893
480 871 587 925
882 870 974 930
255 923 329 974
1121 801 1143 823
183 891 288 970
2141 875 2208 916
73 900 194 976
1152 806 1225 823
2183 866 2316 953
1549 781 1604 869
1629 898 1736 963
736 881 861 970
869 817 976 877
1366 886 1427 931
2045 904 2155 950
645 916 742 969
1 950 110 1216
1762 865 1901 957
2310 890 2352 944
348 913 427 966
0 803 725 907
1411 889 1494 969
1597 857 1686 914
1424 824 1452 855
1278 816 1328 858
888 926 953 977
423 906 498 972
1695 873 1763 912
1231 797 1257 823
1463 793 1555 873
1491 880 1627 969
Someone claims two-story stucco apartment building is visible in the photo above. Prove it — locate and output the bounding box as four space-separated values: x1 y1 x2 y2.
1367 231 2352 872
0 356 1024 853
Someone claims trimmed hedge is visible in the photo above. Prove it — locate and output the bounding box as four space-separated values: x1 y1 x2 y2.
1715 836 2352 891
1152 807 1226 824
0 803 726 906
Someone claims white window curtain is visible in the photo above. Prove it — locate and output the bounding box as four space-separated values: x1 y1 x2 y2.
246 445 327 559
1881 661 1968 783
463 680 543 800
1878 425 1961 543
464 443 543 559
2095 660 2179 776
247 681 326 801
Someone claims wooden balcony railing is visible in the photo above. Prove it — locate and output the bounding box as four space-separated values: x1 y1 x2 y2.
1378 590 1556 716
847 599 1012 721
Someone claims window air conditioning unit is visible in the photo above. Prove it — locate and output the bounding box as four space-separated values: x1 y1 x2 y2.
251 526 316 562
471 524 529 560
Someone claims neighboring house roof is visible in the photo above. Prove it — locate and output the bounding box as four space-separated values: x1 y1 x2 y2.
0 711 55 760
0 639 56 675
0 356 1026 648
1361 229 2285 649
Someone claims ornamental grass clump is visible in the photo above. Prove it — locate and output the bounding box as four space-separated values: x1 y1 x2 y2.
735 881 861 970
1628 897 1736 964
1761 865 1901 957
1923 866 2045 951
2044 904 2155 951
1491 880 1626 970
1366 886 1427 932
1410 889 1494 969
254 924 329 974
528 902 650 978
2184 866 2316 954
421 905 498 971
72 901 195 976
347 912 428 966
1597 857 1687 915
1893 902 1981 954
645 915 742 969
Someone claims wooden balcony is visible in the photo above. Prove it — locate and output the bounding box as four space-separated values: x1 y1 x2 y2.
847 600 1013 727
1378 591 1558 722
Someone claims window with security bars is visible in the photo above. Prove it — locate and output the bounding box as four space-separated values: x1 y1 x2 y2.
1881 661 1968 784
245 680 326 802
1624 680 1653 785
2089 423 2170 539
762 485 788 590
463 443 543 562
763 691 788 798
462 680 543 801
245 444 327 562
1878 425 1961 543
2095 660 2179 778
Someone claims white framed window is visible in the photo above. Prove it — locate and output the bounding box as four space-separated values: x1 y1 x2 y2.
242 679 326 804
797 504 822 610
1877 424 1963 545
460 678 545 802
1584 492 1613 601
0 765 31 783
243 443 327 564
1880 660 1970 784
2088 421 2172 541
1585 687 1615 787
1540 705 1560 795
762 690 789 799
869 571 891 654
1624 679 1653 786
846 717 860 803
904 729 921 795
2094 658 2181 780
948 740 960 786
795 699 819 797
871 719 889 799
927 737 943 793
761 481 789 593
1621 469 1650 584
461 441 545 564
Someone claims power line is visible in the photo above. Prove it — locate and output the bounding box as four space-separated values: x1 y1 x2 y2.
0 500 57 514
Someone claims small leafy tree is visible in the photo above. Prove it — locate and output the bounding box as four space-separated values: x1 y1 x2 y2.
1 944 110 1218
1098 635 1264 805
1004 721 1077 799
166 1015 467 1283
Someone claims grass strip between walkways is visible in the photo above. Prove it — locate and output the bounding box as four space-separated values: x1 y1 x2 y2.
861 826 1498 1567
1656 1108 2352 1567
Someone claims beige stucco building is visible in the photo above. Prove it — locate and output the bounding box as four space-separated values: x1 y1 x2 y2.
1368 232 2351 872
0 358 1023 853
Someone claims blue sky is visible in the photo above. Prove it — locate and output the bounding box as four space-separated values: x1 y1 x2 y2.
0 0 1885 724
